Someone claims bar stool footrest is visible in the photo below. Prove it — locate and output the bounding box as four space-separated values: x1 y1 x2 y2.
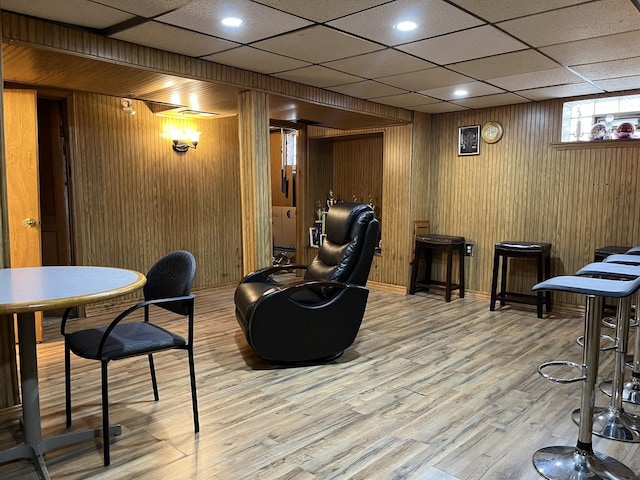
537 360 585 383
576 334 617 351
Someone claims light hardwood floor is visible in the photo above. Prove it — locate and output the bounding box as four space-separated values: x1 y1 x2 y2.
1 284 640 479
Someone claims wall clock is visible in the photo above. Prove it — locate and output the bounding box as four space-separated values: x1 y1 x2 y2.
481 121 503 144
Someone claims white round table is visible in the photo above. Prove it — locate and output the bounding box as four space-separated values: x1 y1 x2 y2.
0 266 146 479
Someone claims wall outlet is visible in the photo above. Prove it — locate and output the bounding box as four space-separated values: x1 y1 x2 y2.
465 242 474 257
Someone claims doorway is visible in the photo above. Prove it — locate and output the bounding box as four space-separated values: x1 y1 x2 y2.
270 126 298 266
37 97 72 271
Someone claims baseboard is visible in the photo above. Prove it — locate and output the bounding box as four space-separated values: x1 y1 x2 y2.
367 281 406 294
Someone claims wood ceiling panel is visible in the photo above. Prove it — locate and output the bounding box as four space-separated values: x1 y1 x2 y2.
2 42 405 129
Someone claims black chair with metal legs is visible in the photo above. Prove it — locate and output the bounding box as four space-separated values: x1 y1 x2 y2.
61 250 199 466
532 275 640 480
574 262 640 443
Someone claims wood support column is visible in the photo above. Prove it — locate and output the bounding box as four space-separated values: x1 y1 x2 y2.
0 6 21 422
237 90 272 274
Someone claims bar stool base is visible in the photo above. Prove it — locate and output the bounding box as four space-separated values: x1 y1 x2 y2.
600 379 640 405
572 407 640 442
533 445 636 480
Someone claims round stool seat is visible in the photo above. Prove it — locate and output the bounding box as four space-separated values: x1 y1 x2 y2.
495 241 550 253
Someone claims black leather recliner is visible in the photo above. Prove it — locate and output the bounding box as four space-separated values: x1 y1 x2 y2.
234 202 379 364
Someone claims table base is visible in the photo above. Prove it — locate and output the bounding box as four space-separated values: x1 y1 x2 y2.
0 425 121 479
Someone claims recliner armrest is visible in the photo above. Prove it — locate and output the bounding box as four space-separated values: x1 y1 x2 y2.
240 264 308 283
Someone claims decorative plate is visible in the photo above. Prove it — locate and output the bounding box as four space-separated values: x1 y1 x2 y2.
590 123 606 140
481 121 503 144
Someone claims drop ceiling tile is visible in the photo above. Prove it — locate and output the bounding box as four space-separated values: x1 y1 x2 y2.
419 82 505 101
327 0 483 47
327 81 406 99
252 26 382 64
1 0 133 29
498 0 640 47
371 93 440 108
597 76 640 92
377 68 473 91
487 67 585 91
111 21 238 57
516 83 605 101
413 102 469 114
448 0 589 23
448 50 561 80
274 65 363 88
540 30 640 67
251 0 391 22
398 25 528 65
156 0 312 43
202 46 310 74
572 57 640 81
452 93 531 109
322 49 435 78
91 0 193 17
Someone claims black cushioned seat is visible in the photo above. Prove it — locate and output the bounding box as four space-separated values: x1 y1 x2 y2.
234 202 379 364
66 322 186 359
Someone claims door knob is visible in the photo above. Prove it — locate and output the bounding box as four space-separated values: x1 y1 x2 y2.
22 217 39 228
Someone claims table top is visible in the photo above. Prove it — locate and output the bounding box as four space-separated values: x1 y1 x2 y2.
416 234 465 245
0 266 146 314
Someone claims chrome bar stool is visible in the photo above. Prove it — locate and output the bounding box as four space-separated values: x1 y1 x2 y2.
601 253 640 405
532 275 640 480
594 246 632 328
574 262 640 442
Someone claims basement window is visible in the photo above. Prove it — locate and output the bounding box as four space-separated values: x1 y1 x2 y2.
562 94 640 142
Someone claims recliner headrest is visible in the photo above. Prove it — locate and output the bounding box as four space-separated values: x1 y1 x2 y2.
325 202 373 245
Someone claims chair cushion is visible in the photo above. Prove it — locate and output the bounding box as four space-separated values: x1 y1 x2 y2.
66 322 186 360
144 250 196 315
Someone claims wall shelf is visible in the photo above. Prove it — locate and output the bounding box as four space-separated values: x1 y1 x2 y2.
552 139 640 150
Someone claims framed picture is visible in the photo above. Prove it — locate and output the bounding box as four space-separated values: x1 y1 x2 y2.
309 227 318 247
458 125 480 156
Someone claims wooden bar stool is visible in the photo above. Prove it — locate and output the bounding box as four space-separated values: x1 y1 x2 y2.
532 275 640 480
490 241 551 318
409 234 465 302
594 245 632 262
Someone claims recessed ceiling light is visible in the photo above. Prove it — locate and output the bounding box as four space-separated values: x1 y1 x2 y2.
221 17 243 27
394 21 417 32
454 89 469 97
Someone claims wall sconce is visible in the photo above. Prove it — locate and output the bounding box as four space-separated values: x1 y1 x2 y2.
169 128 201 153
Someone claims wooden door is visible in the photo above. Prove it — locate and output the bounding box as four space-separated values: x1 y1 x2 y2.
4 89 44 341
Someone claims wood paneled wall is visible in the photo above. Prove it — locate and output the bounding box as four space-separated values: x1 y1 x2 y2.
69 92 243 294
428 99 640 306
332 134 383 208
308 124 415 287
